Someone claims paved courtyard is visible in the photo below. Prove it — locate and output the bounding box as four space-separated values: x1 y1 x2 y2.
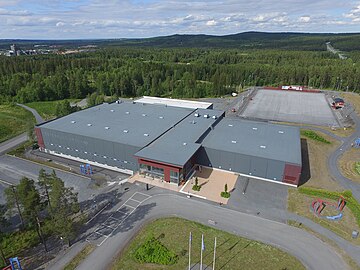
241 89 338 126
182 167 238 204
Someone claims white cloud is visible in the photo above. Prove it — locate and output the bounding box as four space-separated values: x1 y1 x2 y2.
206 19 217 26
0 0 358 38
299 16 311 23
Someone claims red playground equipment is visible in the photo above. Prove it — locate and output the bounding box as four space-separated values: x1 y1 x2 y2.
311 196 346 220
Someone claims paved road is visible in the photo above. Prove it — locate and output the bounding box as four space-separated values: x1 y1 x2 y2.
0 133 28 155
73 194 348 270
17 103 44 124
0 155 98 203
328 109 360 202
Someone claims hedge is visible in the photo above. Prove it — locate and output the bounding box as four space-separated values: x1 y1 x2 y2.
299 187 360 227
300 130 330 144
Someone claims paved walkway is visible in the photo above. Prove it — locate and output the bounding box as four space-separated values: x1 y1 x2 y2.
17 103 44 124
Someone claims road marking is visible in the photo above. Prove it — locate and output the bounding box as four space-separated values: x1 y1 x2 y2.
85 202 110 225
128 198 142 203
123 204 136 209
134 192 151 198
87 192 152 247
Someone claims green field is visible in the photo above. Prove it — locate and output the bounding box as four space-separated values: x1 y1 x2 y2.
0 104 35 143
111 217 305 270
25 99 80 120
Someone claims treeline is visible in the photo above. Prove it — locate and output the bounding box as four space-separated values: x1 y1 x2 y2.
0 47 360 104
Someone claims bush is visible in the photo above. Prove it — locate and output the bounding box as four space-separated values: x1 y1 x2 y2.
220 191 230 198
300 130 330 144
134 236 178 265
192 185 201 191
299 187 360 227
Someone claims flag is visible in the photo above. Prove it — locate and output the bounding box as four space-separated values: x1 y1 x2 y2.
201 234 205 251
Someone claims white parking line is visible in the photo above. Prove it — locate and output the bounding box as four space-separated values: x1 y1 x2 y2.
128 198 142 203
88 192 152 247
123 204 136 209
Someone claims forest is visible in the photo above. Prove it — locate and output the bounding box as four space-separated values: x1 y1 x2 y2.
1 46 360 104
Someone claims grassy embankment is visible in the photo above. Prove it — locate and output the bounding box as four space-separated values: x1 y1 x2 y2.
25 99 80 120
0 104 35 143
112 217 305 270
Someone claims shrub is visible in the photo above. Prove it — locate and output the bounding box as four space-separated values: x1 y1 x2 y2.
221 191 230 198
192 177 201 191
134 236 178 265
300 130 330 144
221 183 230 198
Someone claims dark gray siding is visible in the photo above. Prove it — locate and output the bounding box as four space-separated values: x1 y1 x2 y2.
197 147 285 182
41 127 139 171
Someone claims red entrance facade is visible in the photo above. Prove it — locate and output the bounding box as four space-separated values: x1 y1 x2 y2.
137 158 182 184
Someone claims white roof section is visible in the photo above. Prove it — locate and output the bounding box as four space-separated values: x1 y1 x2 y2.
135 96 213 109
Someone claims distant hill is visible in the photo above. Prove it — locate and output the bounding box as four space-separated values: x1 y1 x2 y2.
1 32 360 51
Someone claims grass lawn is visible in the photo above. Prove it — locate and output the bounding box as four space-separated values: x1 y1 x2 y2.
111 217 305 270
301 130 342 191
342 92 360 115
25 99 80 120
338 148 360 184
0 104 35 143
288 189 360 245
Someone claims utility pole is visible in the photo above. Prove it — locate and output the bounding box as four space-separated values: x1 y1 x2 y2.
213 237 217 270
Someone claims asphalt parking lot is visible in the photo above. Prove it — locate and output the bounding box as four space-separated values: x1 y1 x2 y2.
227 176 289 222
241 89 339 126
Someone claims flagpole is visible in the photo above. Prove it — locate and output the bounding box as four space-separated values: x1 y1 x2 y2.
189 232 192 270
200 234 203 270
212 237 217 270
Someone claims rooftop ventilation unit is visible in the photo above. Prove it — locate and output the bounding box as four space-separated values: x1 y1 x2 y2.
183 142 187 146
71 120 76 124
194 113 199 117
142 113 147 117
105 126 110 130
228 124 233 127
115 100 120 104
113 158 117 161
252 127 258 130
231 140 237 144
159 116 164 119
110 109 114 112
87 123 92 127
84 151 88 154
191 120 196 124
278 131 284 134
75 149 79 152
260 145 266 149
144 133 149 137
66 147 70 150
125 111 130 114
212 115 217 119
204 114 209 118
123 130 129 133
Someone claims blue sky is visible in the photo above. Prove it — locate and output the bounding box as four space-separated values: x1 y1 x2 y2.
0 0 359 39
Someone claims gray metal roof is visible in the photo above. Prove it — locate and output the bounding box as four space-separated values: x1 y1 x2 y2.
135 96 213 109
39 102 193 147
135 109 225 166
202 118 301 165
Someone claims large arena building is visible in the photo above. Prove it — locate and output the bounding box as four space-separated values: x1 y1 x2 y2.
35 98 302 186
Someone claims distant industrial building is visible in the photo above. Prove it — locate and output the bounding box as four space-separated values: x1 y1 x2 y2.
35 97 302 186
